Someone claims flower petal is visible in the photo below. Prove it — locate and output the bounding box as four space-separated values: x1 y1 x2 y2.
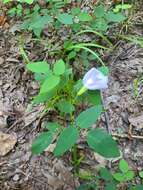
83 68 108 90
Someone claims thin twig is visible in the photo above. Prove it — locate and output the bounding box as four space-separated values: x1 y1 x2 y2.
19 169 47 185
112 133 143 140
101 91 111 134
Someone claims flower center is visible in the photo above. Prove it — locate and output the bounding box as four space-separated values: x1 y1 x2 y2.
87 78 94 85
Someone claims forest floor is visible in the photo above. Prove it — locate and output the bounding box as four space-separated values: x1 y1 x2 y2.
0 1 143 190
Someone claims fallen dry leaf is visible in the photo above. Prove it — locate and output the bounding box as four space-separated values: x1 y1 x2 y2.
24 104 44 127
129 114 143 129
54 160 75 187
41 170 63 190
0 57 4 65
0 115 7 128
0 15 6 26
0 132 17 156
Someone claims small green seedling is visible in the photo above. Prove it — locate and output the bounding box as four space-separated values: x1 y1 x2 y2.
76 159 142 190
18 3 127 37
8 4 23 17
3 0 34 4
133 77 143 99
113 159 135 182
113 4 132 13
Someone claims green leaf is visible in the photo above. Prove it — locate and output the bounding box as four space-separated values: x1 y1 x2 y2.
54 20 62 30
87 128 120 158
106 12 126 22
21 13 53 37
78 170 93 180
139 171 143 178
71 23 81 32
44 122 61 133
76 183 96 190
98 66 109 76
54 126 79 156
58 70 71 89
113 172 125 182
105 183 116 190
67 51 76 60
26 61 50 73
34 73 47 82
100 168 113 181
74 79 83 93
57 100 75 114
76 106 103 129
33 28 41 37
23 0 34 4
40 74 60 93
57 13 73 25
5 0 34 4
33 4 40 11
31 14 52 36
86 90 102 106
125 170 134 181
71 7 81 16
8 8 16 16
91 18 108 32
53 59 66 75
113 4 132 13
94 5 105 18
134 185 143 190
30 14 53 28
119 159 129 173
78 12 92 22
33 91 55 104
32 132 53 154
3 0 11 3
64 40 73 49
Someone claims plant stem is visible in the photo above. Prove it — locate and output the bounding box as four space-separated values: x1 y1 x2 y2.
76 29 113 47
19 36 30 63
19 45 30 63
72 144 79 172
74 46 105 66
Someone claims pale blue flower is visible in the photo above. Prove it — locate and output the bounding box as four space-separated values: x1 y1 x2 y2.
77 68 108 96
83 68 108 90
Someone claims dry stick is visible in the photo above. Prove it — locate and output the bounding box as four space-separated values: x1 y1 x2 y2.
101 91 114 168
19 169 47 185
102 41 124 133
100 91 111 134
112 133 143 140
15 167 47 185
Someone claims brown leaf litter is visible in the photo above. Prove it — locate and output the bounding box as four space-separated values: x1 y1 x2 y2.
129 114 143 130
0 132 17 156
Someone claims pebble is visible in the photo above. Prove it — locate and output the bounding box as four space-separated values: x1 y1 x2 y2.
0 116 7 128
13 174 20 181
106 95 120 106
0 57 4 65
